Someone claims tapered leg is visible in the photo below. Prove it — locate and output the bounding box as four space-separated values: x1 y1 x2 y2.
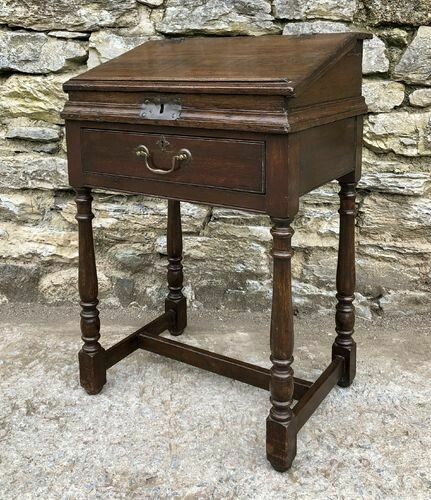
75 188 106 395
266 217 297 472
165 200 187 336
332 180 357 387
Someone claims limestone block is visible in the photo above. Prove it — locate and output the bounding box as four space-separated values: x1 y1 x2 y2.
298 252 371 318
409 89 431 108
394 27 431 86
292 280 331 310
301 249 338 289
294 203 339 249
0 136 59 155
363 0 431 26
0 153 68 190
184 236 269 278
364 111 431 157
0 191 54 223
6 125 61 143
292 280 354 317
361 147 429 175
216 279 273 310
362 80 404 113
359 193 431 248
0 222 77 263
113 276 137 306
274 0 358 21
203 209 270 243
108 243 155 272
126 5 159 35
360 172 431 196
356 246 426 297
38 268 111 304
362 36 389 75
0 30 87 74
88 32 153 68
157 0 279 36
0 0 137 32
0 73 74 125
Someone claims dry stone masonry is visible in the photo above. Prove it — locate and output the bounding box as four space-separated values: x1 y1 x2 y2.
0 0 430 316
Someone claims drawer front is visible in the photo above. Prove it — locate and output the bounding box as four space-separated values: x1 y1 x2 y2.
81 128 265 193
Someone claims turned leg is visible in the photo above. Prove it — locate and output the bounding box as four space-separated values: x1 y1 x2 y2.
165 200 187 336
266 217 297 472
332 180 357 387
75 188 106 395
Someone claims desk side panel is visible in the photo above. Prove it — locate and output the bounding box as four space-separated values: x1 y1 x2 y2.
298 117 360 195
290 40 363 108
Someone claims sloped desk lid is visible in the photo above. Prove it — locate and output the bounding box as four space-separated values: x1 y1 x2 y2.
64 33 371 96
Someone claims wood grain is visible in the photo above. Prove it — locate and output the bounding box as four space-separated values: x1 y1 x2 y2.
64 33 370 95
64 33 368 472
332 180 357 387
80 127 265 193
75 188 106 395
266 217 297 472
165 200 187 336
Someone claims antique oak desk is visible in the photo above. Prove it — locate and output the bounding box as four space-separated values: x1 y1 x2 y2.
62 33 370 471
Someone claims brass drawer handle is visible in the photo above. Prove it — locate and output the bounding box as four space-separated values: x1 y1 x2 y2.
136 145 191 175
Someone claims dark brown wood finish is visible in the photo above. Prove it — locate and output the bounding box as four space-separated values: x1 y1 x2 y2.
63 33 368 471
101 308 313 398
80 128 265 193
66 121 268 212
293 356 344 431
75 188 106 395
266 217 297 471
165 200 187 335
298 117 358 195
332 179 358 387
64 34 369 92
138 331 312 400
104 310 175 369
62 34 370 134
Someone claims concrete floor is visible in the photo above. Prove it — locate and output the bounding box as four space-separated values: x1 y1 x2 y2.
0 304 430 499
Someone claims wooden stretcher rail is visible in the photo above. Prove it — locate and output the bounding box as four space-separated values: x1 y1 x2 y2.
102 309 342 407
137 330 312 400
293 356 344 431
104 310 175 369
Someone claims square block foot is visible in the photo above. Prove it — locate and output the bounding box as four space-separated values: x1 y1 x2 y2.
266 416 297 472
165 297 187 336
79 348 107 395
332 341 356 388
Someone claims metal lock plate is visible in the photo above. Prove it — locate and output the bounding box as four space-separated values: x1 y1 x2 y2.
139 98 181 120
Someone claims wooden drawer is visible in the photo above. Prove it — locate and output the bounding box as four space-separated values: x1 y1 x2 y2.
80 128 265 194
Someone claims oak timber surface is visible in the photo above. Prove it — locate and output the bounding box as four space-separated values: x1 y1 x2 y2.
65 33 370 95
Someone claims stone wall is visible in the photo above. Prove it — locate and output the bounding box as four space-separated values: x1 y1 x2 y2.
0 0 430 317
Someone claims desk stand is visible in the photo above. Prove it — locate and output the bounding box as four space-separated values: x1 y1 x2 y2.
75 180 356 471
